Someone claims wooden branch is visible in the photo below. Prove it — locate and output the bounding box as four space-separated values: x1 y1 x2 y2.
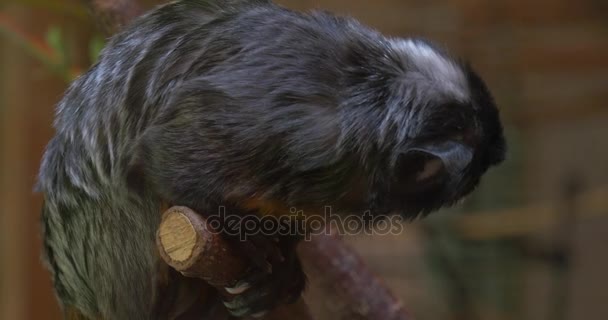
299 231 411 320
81 0 143 35
157 206 313 320
0 13 78 82
456 185 608 240
157 206 250 288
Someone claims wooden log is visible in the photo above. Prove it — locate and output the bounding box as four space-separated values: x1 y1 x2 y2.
157 206 313 320
299 231 411 320
456 185 608 240
157 206 247 288
81 0 143 35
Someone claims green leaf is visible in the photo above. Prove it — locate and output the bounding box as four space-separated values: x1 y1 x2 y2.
45 26 67 67
45 26 62 54
89 35 106 63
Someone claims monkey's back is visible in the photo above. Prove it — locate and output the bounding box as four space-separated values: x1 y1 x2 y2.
37 1 383 318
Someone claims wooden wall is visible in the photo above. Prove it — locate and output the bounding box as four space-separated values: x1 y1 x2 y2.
0 3 94 319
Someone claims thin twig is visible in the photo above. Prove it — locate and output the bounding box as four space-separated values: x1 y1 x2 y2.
0 12 77 82
81 0 143 35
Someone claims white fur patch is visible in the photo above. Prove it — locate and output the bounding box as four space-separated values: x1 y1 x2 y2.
391 39 469 101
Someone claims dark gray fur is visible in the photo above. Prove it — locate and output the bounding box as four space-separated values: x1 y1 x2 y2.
37 0 506 318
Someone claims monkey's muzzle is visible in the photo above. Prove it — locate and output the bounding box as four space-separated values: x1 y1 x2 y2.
395 140 473 195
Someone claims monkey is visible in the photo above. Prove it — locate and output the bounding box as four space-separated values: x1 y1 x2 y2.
37 0 506 319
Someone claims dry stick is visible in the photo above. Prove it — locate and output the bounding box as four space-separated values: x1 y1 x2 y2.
299 230 411 320
82 0 143 35
157 206 313 320
157 206 411 320
157 206 246 287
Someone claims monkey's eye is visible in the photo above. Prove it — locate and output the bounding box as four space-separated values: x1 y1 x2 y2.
420 109 468 138
420 122 466 143
452 125 478 147
445 115 468 133
437 104 473 133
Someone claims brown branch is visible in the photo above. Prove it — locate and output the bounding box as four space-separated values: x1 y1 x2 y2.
456 185 608 240
157 206 412 320
157 206 253 289
0 12 79 82
299 231 411 320
81 0 143 35
157 206 314 320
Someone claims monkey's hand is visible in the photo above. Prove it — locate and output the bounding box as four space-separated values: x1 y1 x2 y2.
222 231 306 318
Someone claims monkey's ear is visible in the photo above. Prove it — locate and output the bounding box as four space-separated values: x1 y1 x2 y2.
395 141 473 193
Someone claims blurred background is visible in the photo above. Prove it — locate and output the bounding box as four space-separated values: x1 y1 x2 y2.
1 0 606 319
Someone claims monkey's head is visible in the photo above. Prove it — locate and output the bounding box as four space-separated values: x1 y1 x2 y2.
334 38 506 218
265 37 506 219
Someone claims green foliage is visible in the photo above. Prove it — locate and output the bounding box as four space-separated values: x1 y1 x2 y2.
45 26 68 68
89 36 106 64
0 2 104 82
